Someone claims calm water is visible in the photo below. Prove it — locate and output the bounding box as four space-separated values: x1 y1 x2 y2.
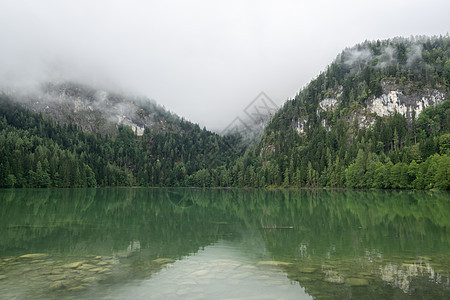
0 188 449 299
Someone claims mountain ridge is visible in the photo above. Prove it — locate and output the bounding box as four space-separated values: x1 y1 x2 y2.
3 81 187 137
1 35 449 189
227 35 450 189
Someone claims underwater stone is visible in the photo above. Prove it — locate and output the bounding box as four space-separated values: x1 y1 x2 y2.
68 285 87 292
78 264 96 270
324 271 345 284
63 261 84 269
81 276 99 284
299 267 317 273
257 261 293 267
152 258 175 265
346 278 369 286
90 267 109 273
48 274 67 281
19 254 49 259
48 280 67 290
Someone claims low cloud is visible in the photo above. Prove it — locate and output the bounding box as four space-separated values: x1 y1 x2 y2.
343 48 373 72
406 43 423 68
0 0 448 129
376 45 397 68
342 38 429 72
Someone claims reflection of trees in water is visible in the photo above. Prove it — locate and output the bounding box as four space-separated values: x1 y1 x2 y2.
0 188 449 298
1 188 449 258
0 188 236 258
165 189 200 208
381 260 445 294
191 189 450 255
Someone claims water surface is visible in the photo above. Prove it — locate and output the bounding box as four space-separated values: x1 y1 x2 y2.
0 188 449 299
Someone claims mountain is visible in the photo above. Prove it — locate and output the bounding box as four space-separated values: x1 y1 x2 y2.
3 82 186 137
221 35 450 189
0 83 242 188
1 35 449 189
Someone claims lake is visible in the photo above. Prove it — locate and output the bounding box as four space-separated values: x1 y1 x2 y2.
0 188 449 299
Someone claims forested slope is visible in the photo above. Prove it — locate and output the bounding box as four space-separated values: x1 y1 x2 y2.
216 36 450 189
0 97 240 187
1 36 450 189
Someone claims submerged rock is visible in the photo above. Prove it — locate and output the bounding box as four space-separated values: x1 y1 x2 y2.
48 280 67 290
417 256 431 261
299 267 317 273
345 278 369 286
2 258 15 262
68 285 87 292
49 269 65 275
78 264 96 271
63 261 84 269
48 274 67 281
19 253 49 259
257 261 293 267
324 276 345 284
90 267 110 273
324 271 345 284
152 258 175 265
81 276 100 284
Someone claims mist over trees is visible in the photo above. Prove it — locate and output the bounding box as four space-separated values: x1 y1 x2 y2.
1 36 449 189
0 96 241 188
220 36 450 189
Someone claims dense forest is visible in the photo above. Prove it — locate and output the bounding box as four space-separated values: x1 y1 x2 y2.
1 36 449 189
222 36 450 189
0 98 241 188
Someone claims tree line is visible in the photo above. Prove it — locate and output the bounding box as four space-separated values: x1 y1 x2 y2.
0 97 240 188
216 36 450 189
1 36 449 189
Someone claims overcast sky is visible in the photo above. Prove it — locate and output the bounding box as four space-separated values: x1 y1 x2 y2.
1 0 449 130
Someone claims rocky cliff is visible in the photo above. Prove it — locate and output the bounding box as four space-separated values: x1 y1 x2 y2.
294 80 447 134
5 82 178 136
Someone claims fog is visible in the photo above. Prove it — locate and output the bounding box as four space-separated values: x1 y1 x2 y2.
0 0 449 131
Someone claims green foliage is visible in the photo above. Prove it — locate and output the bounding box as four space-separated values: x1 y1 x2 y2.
1 36 450 190
0 97 239 188
219 36 450 190
444 60 450 86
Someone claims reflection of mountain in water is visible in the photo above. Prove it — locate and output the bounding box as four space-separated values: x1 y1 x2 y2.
0 188 449 298
0 188 240 259
381 260 444 293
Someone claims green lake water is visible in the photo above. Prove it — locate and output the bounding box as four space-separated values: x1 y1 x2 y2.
0 188 449 299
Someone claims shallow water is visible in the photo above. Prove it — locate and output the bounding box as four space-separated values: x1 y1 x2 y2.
0 188 449 299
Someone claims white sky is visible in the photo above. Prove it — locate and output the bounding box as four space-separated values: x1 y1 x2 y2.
0 0 449 130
